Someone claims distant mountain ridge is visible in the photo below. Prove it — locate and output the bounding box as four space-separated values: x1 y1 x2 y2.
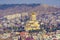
0 4 40 10
0 4 60 18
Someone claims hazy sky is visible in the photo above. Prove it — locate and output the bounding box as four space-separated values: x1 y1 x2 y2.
0 0 60 6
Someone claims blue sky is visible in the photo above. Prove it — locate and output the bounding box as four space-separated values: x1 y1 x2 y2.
0 0 60 6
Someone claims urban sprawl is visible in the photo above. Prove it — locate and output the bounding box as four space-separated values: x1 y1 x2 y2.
0 12 60 40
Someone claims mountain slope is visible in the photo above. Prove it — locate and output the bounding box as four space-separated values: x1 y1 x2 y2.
0 4 60 17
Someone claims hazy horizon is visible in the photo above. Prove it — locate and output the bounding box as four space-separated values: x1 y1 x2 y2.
0 0 60 7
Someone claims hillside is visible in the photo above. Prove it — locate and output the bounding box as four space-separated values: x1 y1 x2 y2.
0 4 60 17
